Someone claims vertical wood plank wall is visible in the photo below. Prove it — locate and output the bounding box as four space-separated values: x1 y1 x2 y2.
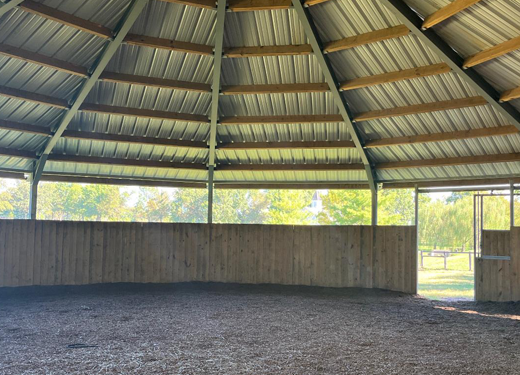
476 229 520 301
0 220 417 293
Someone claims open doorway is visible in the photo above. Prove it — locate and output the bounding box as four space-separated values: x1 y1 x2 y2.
417 188 518 301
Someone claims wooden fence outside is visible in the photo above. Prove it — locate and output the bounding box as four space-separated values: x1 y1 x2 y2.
0 220 417 293
476 229 520 301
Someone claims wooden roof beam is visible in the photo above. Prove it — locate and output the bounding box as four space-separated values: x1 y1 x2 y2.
19 0 113 38
0 147 36 159
422 0 483 29
354 96 487 122
227 0 329 11
157 0 216 9
464 35 520 68
221 83 329 95
41 173 207 188
215 182 369 189
377 153 520 170
47 154 207 170
0 85 69 109
124 34 214 55
323 25 410 53
501 86 520 103
224 44 312 57
0 119 52 136
340 63 451 91
219 114 343 124
365 125 519 148
218 140 356 149
61 130 208 149
217 163 365 171
99 72 211 92
79 103 209 124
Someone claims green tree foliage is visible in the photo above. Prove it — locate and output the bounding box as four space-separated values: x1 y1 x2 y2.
319 190 371 225
265 190 315 225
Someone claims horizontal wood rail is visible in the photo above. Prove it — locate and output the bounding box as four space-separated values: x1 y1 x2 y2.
0 147 36 159
219 114 343 124
340 63 451 91
354 96 487 122
377 152 520 170
223 44 313 57
364 125 518 148
383 177 520 189
464 35 520 68
40 174 207 188
99 72 211 92
218 140 356 149
61 130 208 149
79 103 209 124
47 154 208 170
422 0 483 29
217 163 365 171
214 182 369 189
124 34 214 55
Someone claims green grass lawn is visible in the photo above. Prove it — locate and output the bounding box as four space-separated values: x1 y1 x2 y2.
418 252 474 301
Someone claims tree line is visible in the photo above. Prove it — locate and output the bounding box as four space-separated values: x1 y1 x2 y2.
0 179 516 250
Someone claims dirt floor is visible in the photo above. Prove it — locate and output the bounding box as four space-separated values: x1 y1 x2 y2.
1 284 519 375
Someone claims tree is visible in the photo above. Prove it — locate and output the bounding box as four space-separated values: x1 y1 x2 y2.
171 189 208 223
378 189 415 225
214 190 269 224
265 190 315 225
318 190 371 225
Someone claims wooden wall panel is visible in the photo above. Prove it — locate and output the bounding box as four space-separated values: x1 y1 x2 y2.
0 220 417 293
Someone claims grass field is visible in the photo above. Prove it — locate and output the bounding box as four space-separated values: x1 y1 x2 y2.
418 252 474 301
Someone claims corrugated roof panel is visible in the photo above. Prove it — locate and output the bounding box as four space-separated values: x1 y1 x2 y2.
0 8 107 67
219 92 338 116
87 81 211 115
0 55 83 99
0 129 47 151
344 71 478 113
53 138 208 165
368 134 520 164
225 9 306 47
36 0 130 29
106 44 214 84
221 55 322 85
329 35 443 82
377 162 520 182
0 155 32 171
217 122 352 144
472 52 520 95
44 161 208 181
406 0 520 57
310 0 401 42
216 148 362 165
0 96 62 126
131 1 215 44
215 170 368 183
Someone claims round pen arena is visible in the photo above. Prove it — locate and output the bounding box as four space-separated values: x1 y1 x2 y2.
0 0 520 374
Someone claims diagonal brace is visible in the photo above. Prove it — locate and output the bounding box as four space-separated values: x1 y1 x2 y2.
291 0 377 194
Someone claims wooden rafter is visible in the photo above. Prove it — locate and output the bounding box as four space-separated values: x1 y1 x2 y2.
223 44 313 58
464 35 520 68
157 0 216 9
354 96 487 122
158 0 329 10
47 154 207 170
19 0 112 38
79 103 209 123
61 130 208 149
384 177 520 189
323 25 410 53
340 63 451 91
218 140 356 149
0 119 52 136
221 83 329 95
0 147 36 159
215 182 368 189
41 174 207 188
0 85 68 109
217 163 365 171
124 34 214 55
219 114 344 124
364 126 519 148
422 0 483 29
501 86 520 103
377 153 520 170
99 72 211 92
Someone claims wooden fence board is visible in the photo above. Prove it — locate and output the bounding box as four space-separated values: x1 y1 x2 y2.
0 220 416 293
